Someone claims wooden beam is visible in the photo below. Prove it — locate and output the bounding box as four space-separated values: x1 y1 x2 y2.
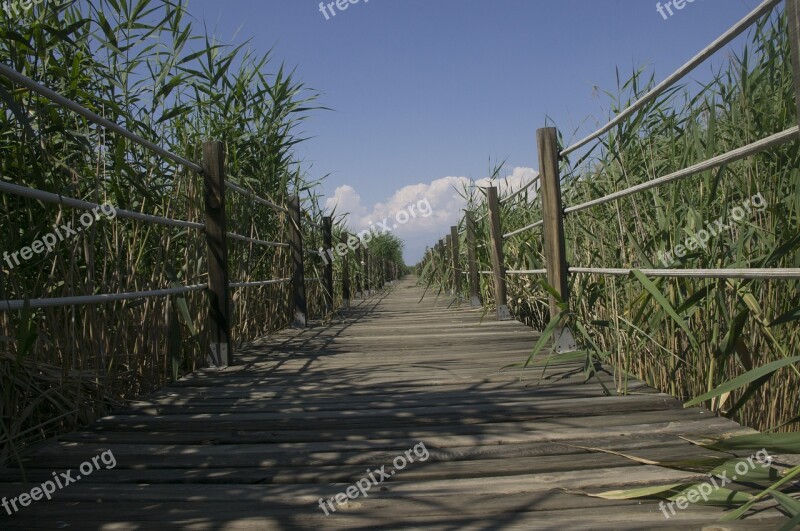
450 225 462 297
445 233 453 294
341 233 351 308
486 186 510 320
355 244 363 298
322 216 334 313
288 196 307 328
203 140 232 367
537 127 569 319
465 211 481 307
364 249 371 296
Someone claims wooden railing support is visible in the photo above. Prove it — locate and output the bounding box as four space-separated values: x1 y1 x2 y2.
322 216 334 313
445 233 453 294
364 249 371 296
355 245 363 298
288 196 307 328
203 140 232 366
537 127 569 317
537 127 577 352
341 233 351 308
465 211 481 307
437 238 446 290
450 225 462 298
486 186 511 320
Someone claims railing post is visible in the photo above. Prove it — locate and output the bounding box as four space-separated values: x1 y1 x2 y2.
465 211 481 307
445 233 453 294
537 127 576 353
355 245 363 298
788 0 800 128
288 196 307 328
322 216 334 313
537 127 570 318
437 239 446 288
486 186 511 320
364 249 371 296
203 140 232 367
450 225 462 298
341 233 351 308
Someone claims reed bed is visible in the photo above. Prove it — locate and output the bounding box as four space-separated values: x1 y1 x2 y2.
421 12 799 434
0 0 398 461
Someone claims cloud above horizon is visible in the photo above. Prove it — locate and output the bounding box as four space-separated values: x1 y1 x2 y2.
325 167 539 263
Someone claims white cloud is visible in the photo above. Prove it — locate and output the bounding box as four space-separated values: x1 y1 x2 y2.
325 167 539 263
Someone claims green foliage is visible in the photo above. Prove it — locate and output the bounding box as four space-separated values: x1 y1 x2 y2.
420 11 799 433
0 0 330 458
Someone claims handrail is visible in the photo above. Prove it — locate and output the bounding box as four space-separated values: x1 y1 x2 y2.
225 181 288 214
0 284 207 312
0 63 204 174
230 278 291 289
503 219 544 239
500 174 540 204
570 267 800 279
560 0 782 157
226 232 290 248
0 181 205 230
564 126 798 215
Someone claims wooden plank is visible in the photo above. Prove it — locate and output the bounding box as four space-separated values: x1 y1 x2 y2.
0 277 791 530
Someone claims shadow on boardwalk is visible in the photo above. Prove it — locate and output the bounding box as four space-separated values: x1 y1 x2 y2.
0 278 792 529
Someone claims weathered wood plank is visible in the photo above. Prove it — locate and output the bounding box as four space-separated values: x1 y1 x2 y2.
0 277 792 530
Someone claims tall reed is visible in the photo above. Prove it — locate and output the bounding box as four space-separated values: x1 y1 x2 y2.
421 12 799 433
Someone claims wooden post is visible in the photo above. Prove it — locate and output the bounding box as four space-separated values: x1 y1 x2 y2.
486 186 510 320
355 245 363 298
445 234 453 293
537 127 569 319
288 196 307 328
450 225 461 297
203 141 232 367
341 233 351 308
465 211 481 307
437 239 446 287
322 216 334 313
788 0 800 128
364 249 371 296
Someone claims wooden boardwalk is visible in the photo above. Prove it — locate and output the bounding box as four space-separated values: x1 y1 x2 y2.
0 278 793 529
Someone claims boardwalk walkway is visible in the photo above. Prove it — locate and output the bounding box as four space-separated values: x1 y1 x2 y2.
0 277 792 529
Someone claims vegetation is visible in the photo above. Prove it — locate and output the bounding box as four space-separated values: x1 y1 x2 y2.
420 11 799 434
0 0 396 462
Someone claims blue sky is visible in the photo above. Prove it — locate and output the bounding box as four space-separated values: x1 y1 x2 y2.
185 0 767 262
